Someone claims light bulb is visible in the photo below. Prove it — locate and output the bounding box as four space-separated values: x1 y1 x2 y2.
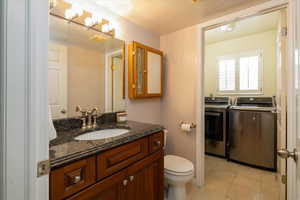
102 24 109 33
71 3 83 17
65 9 76 20
84 17 93 27
92 14 102 24
107 23 114 31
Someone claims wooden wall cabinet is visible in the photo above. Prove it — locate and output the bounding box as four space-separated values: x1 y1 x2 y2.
128 41 163 99
50 132 164 200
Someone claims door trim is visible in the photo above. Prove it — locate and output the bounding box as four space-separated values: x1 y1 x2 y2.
196 0 289 187
286 0 298 199
0 0 7 199
105 49 123 112
1 0 49 199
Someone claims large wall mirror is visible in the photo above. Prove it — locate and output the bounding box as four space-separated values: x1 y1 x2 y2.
49 14 126 119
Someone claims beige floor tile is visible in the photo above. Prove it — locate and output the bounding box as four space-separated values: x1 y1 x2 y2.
232 175 261 191
260 189 280 200
226 184 261 200
261 171 279 190
187 156 279 200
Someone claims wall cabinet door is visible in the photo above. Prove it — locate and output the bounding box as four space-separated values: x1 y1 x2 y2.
128 41 163 99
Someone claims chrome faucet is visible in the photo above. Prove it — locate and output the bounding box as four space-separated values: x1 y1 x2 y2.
87 108 98 129
76 106 99 129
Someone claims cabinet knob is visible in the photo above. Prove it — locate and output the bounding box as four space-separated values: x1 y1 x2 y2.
123 179 128 186
129 176 134 181
155 141 161 146
73 175 81 184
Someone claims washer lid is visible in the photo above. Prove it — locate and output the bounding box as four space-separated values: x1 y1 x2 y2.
164 155 194 173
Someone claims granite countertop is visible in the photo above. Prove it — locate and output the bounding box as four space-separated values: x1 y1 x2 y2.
50 120 164 169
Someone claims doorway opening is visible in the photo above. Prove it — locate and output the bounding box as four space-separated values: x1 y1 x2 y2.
193 7 288 200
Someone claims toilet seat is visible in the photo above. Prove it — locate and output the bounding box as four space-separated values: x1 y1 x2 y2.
165 168 194 176
164 155 194 176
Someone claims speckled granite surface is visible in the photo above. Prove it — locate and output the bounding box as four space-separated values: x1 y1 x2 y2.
50 120 164 169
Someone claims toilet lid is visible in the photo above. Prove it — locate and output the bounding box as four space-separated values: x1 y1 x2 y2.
164 155 194 174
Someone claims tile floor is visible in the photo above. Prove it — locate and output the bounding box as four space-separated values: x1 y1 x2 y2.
187 156 281 200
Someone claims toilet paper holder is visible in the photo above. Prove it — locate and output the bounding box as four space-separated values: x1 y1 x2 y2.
179 121 197 129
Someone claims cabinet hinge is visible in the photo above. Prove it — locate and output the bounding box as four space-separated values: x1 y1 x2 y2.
37 160 50 177
281 27 288 37
281 174 287 184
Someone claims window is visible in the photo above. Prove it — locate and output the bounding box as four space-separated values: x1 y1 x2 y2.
218 59 235 91
218 51 262 94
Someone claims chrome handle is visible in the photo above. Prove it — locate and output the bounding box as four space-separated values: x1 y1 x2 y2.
73 175 81 184
129 176 134 181
123 179 128 186
61 108 67 114
277 148 298 162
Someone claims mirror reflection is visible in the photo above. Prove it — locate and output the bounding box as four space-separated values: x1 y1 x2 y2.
49 15 126 119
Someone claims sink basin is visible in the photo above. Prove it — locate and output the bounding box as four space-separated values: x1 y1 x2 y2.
75 129 129 141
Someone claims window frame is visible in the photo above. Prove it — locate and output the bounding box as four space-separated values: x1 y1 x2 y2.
216 50 263 95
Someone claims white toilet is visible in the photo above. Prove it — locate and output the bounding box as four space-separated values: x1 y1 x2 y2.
164 131 194 200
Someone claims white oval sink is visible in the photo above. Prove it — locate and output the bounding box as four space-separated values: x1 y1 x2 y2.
75 129 129 141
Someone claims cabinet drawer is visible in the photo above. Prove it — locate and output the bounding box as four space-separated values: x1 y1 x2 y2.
97 137 149 180
50 157 96 200
149 132 164 154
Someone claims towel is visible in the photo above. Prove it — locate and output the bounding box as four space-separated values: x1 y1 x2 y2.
48 106 57 140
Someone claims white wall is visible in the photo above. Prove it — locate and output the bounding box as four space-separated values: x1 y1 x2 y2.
205 30 277 97
160 26 201 165
67 45 106 117
67 0 162 124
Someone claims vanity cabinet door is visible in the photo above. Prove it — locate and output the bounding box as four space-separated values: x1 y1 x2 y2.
50 157 96 200
149 131 164 154
66 169 127 200
127 150 164 200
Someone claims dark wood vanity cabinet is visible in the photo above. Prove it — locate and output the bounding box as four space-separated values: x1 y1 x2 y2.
50 132 164 200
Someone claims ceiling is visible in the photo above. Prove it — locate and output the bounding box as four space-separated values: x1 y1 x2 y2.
205 11 280 44
87 0 271 35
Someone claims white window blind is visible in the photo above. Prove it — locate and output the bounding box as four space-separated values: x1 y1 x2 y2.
218 51 262 94
239 56 260 91
218 59 235 91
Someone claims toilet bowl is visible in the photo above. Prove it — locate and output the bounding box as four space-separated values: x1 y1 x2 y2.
164 155 194 200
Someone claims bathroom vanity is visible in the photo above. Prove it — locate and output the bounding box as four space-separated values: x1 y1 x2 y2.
50 120 164 200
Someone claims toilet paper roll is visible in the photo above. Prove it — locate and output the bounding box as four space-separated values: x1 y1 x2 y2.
181 123 191 132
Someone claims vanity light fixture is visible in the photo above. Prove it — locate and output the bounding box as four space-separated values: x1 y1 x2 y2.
85 14 103 28
101 24 110 33
50 0 115 37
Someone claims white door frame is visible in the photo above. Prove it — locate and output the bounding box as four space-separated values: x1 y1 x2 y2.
286 0 299 199
1 0 49 200
196 0 290 188
105 49 123 112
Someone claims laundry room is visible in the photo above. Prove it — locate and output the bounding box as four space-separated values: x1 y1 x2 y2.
203 9 287 199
